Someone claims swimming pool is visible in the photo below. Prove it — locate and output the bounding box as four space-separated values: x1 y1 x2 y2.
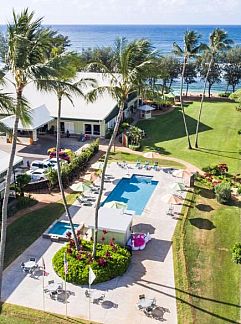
43 220 79 241
102 174 158 215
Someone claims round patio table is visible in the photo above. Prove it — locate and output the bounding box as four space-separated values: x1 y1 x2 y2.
137 298 155 309
47 283 61 292
24 261 36 269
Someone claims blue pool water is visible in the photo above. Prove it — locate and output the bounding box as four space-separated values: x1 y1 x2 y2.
102 174 158 215
48 221 79 236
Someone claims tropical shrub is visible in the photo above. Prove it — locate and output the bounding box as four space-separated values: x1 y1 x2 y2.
232 243 241 264
214 182 232 204
202 163 228 176
46 139 99 189
15 174 31 196
126 125 143 147
53 240 131 285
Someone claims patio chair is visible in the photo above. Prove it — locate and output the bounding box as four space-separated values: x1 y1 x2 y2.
144 305 155 318
139 294 145 300
48 280 54 285
29 257 37 262
50 291 58 299
85 289 91 298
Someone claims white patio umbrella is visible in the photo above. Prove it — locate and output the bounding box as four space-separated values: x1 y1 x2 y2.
170 182 185 191
161 193 183 205
70 182 91 192
104 201 127 210
143 152 160 159
173 169 192 178
91 162 104 170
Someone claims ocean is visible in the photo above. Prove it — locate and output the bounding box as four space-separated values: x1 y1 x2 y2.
1 24 241 92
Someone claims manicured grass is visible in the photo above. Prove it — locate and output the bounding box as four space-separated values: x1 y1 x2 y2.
137 101 241 173
4 193 78 268
107 151 185 169
173 184 240 323
0 303 91 324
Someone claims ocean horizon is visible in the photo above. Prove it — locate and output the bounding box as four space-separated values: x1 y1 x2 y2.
1 24 241 93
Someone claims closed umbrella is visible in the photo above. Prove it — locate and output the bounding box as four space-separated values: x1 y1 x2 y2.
161 194 183 205
173 169 192 178
70 182 91 192
104 201 127 210
143 152 160 159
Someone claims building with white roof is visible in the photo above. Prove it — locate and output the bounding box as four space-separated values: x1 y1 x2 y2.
0 150 23 198
1 72 138 142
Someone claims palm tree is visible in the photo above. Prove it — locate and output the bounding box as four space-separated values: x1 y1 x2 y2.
173 31 206 149
194 29 233 148
87 39 153 257
0 9 57 299
37 53 96 250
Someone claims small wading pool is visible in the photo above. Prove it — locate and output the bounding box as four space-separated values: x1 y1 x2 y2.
43 220 79 241
102 174 158 215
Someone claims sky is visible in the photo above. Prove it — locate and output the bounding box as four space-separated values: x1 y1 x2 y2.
0 0 241 25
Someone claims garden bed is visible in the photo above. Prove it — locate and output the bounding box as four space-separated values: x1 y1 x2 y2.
53 240 131 285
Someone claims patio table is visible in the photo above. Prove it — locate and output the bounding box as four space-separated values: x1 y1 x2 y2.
46 283 61 293
137 297 155 309
24 261 37 270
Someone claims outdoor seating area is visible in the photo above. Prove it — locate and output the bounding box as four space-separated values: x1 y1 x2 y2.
137 294 170 321
44 280 64 300
3 161 187 323
21 257 39 274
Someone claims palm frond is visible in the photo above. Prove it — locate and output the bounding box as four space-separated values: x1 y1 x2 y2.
15 96 32 126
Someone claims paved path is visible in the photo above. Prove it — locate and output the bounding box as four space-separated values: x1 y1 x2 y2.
100 144 203 174
2 163 185 323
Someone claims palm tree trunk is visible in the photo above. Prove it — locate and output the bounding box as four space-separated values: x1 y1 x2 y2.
0 104 20 300
92 101 125 258
56 96 80 250
180 57 192 149
194 58 213 148
185 83 189 97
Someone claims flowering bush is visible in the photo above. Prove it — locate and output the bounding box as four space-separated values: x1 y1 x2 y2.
52 239 131 285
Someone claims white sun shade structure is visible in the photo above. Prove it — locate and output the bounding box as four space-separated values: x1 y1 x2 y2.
87 207 132 246
143 152 160 159
137 104 155 119
173 169 192 178
104 201 127 210
91 162 104 170
161 193 183 205
70 182 91 192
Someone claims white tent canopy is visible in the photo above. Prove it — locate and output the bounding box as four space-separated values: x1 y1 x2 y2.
137 104 155 111
1 105 53 131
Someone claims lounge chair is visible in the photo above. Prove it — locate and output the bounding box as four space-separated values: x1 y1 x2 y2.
29 257 37 262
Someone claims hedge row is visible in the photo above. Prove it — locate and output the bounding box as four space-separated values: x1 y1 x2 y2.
47 139 99 189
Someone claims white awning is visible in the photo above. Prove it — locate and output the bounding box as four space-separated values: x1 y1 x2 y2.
1 105 53 131
137 104 155 111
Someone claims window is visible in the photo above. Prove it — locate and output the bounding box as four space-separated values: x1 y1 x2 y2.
93 125 100 136
84 124 92 134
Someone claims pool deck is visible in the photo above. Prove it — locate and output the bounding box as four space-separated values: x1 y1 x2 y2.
2 162 188 323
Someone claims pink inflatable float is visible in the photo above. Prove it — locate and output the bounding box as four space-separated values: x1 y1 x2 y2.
127 233 151 251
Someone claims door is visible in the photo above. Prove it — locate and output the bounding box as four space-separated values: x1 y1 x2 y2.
64 122 75 134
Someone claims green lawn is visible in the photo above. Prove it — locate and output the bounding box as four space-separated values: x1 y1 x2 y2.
4 193 78 268
137 101 241 173
173 184 241 323
107 151 184 169
0 303 91 324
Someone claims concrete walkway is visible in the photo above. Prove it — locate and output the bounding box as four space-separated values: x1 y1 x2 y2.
2 163 185 323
